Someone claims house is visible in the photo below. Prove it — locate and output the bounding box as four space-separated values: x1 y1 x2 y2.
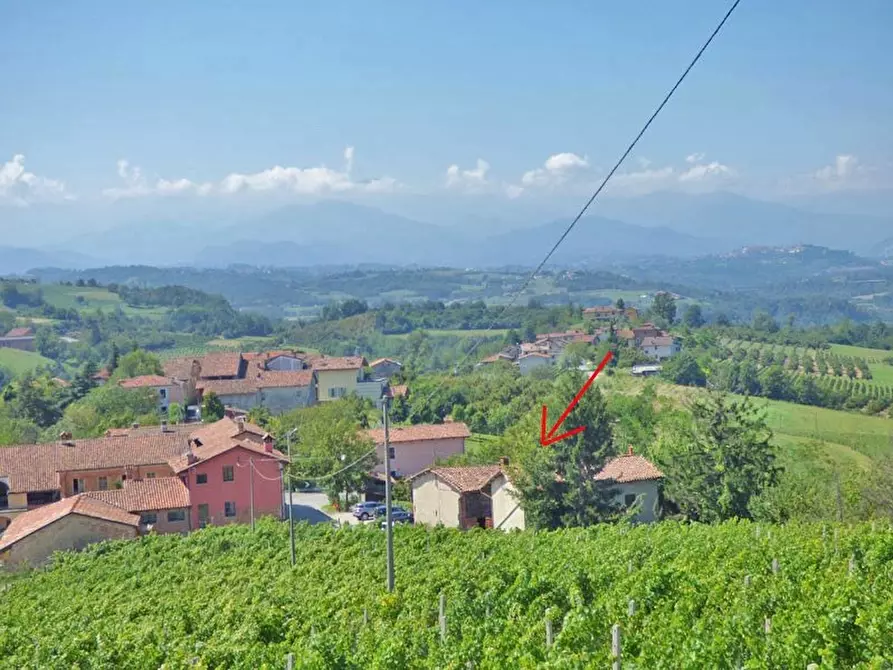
311 356 386 405
169 418 288 529
163 352 245 382
118 375 186 414
0 326 36 352
0 495 140 568
410 465 502 529
369 358 403 379
631 323 662 345
85 476 191 534
365 422 470 479
92 368 111 386
518 352 553 375
491 466 525 531
594 447 664 523
640 336 680 361
476 352 516 367
197 370 317 415
0 417 288 540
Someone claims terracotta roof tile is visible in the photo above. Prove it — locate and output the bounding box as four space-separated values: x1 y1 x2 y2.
5 327 34 338
414 465 502 493
641 336 676 347
595 451 664 483
162 357 199 381
196 352 244 378
310 356 366 371
85 477 190 512
118 375 175 388
197 370 314 397
0 495 140 552
389 384 408 398
365 422 470 445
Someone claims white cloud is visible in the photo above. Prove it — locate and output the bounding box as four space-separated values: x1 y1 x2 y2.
0 154 73 206
103 147 397 200
520 152 589 188
814 154 860 183
685 152 706 164
679 161 733 182
445 158 490 190
607 154 736 196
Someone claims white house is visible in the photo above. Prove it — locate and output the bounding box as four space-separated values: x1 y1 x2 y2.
640 336 681 361
594 447 664 523
491 471 525 531
369 358 403 379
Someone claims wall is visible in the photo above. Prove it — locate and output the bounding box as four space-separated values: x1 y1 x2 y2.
216 391 260 411
0 337 36 352
316 369 359 402
411 473 460 528
157 383 185 413
139 507 191 534
0 514 137 568
355 380 386 407
266 356 303 371
491 475 525 531
183 446 284 529
612 480 661 523
642 344 678 361
259 386 314 414
373 437 466 478
58 464 174 497
371 361 401 378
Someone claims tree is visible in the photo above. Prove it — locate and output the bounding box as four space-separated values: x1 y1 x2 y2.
758 365 790 401
655 393 779 522
510 371 618 529
661 352 706 387
615 298 625 310
35 327 66 360
682 304 705 329
112 349 162 380
108 342 120 374
53 384 159 438
503 329 521 347
651 293 677 324
201 392 225 421
168 402 185 425
752 311 779 334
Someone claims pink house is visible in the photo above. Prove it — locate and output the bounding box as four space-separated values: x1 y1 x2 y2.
365 422 470 479
170 420 288 528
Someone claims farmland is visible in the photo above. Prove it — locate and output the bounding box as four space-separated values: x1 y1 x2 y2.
2 519 892 668
0 348 54 376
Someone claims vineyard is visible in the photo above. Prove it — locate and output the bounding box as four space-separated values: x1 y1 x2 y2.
718 339 893 414
2 519 893 668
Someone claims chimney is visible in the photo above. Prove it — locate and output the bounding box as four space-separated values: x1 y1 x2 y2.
160 420 168 433
262 433 274 453
185 440 199 464
236 417 245 432
627 445 634 456
132 422 140 430
59 431 72 441
499 456 509 467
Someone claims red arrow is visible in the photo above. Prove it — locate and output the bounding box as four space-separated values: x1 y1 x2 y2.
540 351 614 447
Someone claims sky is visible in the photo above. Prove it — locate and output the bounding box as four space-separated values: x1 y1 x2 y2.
1 0 892 213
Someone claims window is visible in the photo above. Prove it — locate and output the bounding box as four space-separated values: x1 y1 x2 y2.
72 478 83 494
624 493 637 507
196 473 208 485
198 504 209 528
98 477 108 491
224 501 236 517
146 472 156 479
167 509 186 523
328 387 347 398
159 388 167 399
222 466 234 482
141 512 158 525
387 447 396 459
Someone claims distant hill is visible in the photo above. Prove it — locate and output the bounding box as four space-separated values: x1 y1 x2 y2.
0 247 98 276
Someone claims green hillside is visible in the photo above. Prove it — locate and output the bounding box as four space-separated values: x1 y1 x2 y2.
0 348 54 375
2 520 891 668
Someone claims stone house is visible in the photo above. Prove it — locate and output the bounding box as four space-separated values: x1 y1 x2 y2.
365 422 470 479
594 447 664 523
410 465 502 529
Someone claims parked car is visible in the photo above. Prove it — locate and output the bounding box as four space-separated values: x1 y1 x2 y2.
373 504 408 518
380 509 413 528
352 501 380 520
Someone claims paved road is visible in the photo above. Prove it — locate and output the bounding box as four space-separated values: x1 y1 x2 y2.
282 491 359 526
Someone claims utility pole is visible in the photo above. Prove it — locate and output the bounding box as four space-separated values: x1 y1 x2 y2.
249 456 255 531
383 395 395 592
286 428 296 567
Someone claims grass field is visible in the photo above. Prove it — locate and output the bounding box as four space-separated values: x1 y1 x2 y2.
40 284 123 310
388 328 510 339
0 347 54 375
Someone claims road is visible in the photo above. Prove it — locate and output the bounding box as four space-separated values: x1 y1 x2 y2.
282 491 359 526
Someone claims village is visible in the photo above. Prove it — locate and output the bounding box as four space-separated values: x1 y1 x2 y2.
0 304 675 568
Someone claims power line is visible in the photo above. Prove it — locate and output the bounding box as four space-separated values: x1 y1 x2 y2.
409 0 743 416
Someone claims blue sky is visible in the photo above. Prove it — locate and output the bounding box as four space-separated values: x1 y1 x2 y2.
1 0 891 208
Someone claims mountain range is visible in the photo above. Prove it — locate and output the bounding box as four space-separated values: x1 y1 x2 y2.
2 190 890 273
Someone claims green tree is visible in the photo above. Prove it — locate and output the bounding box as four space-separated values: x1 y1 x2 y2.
108 342 120 373
758 365 790 400
682 304 705 328
201 392 225 421
112 349 163 380
52 384 159 438
510 371 618 529
35 327 66 360
661 351 706 387
615 298 625 310
167 402 185 425
651 292 677 324
655 393 779 522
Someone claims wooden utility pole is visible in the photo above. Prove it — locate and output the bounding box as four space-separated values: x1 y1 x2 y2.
383 396 395 592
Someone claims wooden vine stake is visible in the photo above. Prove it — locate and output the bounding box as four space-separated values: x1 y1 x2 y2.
439 592 447 643
611 624 622 670
545 617 553 648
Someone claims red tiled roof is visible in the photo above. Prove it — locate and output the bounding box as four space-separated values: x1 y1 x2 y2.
310 356 366 371
370 358 401 367
5 327 34 338
118 375 174 389
413 465 502 493
168 441 287 474
365 422 471 445
389 384 408 398
162 357 199 381
85 477 190 512
92 368 111 380
0 495 140 552
255 370 314 388
196 352 244 378
583 306 620 314
595 451 664 483
168 416 287 473
197 370 314 396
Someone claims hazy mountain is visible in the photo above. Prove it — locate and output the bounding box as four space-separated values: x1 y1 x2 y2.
592 191 891 254
0 247 99 275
